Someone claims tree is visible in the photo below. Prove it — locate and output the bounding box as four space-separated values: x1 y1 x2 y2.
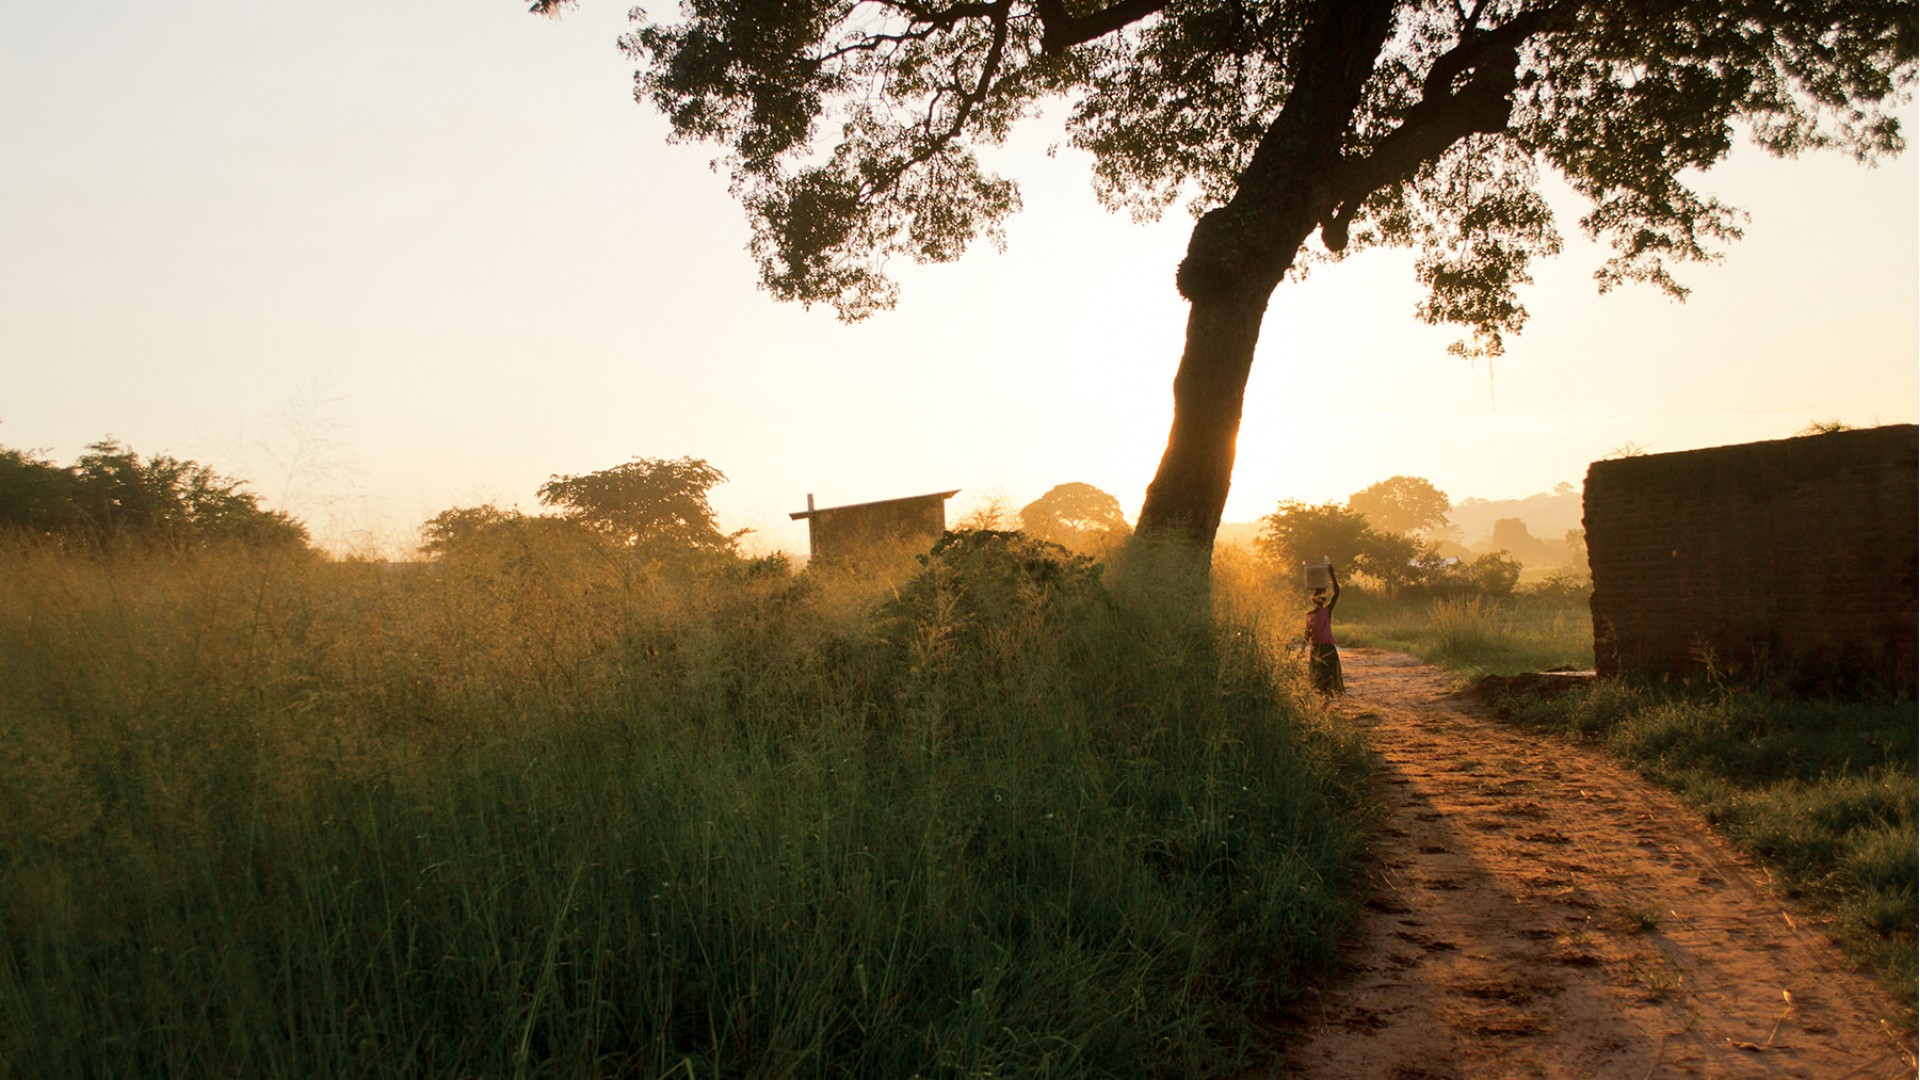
418 502 601 564
537 0 1912 562
1018 481 1133 553
422 503 534 558
1481 516 1561 565
1347 475 1451 536
1255 500 1374 571
536 456 741 558
1349 526 1437 594
0 446 84 535
1563 527 1587 566
1260 497 1454 593
1463 549 1523 596
0 439 310 550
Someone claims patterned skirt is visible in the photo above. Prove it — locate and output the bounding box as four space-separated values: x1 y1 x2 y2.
1309 643 1345 694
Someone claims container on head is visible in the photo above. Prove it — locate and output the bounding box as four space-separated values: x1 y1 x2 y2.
1301 558 1332 591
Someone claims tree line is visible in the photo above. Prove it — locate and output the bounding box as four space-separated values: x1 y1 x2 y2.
1023 475 1577 599
1256 475 1570 598
0 438 1573 603
0 439 310 551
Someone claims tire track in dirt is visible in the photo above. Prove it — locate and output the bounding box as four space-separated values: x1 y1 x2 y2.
1276 648 1914 1079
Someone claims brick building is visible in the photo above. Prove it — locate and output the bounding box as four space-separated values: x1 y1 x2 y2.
1583 425 1917 692
790 489 960 564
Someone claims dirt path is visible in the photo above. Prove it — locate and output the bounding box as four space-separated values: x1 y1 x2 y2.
1277 648 1915 1079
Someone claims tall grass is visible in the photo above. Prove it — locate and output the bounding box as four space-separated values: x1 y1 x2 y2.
1337 590 1595 678
0 533 1369 1076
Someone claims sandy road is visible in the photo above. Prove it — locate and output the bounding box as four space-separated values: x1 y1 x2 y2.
1275 648 1914 1079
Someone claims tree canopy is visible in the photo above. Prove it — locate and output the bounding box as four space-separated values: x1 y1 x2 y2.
538 0 1914 555
1018 481 1132 553
1257 498 1439 592
1347 475 1451 536
537 456 742 557
1256 500 1377 571
1258 497 1530 595
0 439 311 551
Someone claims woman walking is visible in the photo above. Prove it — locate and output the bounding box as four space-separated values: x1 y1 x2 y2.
1305 563 1344 694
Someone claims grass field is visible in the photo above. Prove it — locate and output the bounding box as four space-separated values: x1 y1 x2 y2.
0 534 1370 1077
1337 588 1595 679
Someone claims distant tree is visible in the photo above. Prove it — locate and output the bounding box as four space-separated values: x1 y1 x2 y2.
537 456 741 558
1481 517 1562 565
1261 499 1451 594
75 440 310 548
540 0 1914 559
1019 482 1132 554
1347 476 1452 536
1796 419 1855 436
0 438 309 550
1563 527 1588 567
1463 550 1523 597
1257 500 1376 573
954 495 1021 532
418 503 598 563
0 446 83 534
1350 527 1442 594
421 504 531 559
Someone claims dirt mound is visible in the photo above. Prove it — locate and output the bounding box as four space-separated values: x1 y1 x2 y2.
1469 670 1596 703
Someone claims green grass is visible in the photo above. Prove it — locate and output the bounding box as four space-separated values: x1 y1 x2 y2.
1337 591 1595 679
1491 681 1917 1013
0 535 1370 1077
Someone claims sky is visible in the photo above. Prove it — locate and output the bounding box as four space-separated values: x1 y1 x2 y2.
3 2 1915 557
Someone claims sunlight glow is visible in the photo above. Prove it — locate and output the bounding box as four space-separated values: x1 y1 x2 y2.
1 2 1913 556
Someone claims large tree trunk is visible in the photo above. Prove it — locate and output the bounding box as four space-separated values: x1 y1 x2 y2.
1132 0 1398 565
1134 289 1272 552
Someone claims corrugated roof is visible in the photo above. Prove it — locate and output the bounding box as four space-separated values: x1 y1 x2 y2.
790 489 961 521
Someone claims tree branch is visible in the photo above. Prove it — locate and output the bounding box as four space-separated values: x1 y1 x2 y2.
817 26 941 65
1321 1 1580 247
883 0 1005 30
1034 0 1171 54
862 0 1015 199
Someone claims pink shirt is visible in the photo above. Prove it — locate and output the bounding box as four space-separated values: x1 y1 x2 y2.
1305 605 1335 646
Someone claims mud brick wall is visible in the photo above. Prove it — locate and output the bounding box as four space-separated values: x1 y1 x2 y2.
1584 425 1917 692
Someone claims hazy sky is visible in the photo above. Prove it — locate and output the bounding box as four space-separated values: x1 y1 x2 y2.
5 2 1915 556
